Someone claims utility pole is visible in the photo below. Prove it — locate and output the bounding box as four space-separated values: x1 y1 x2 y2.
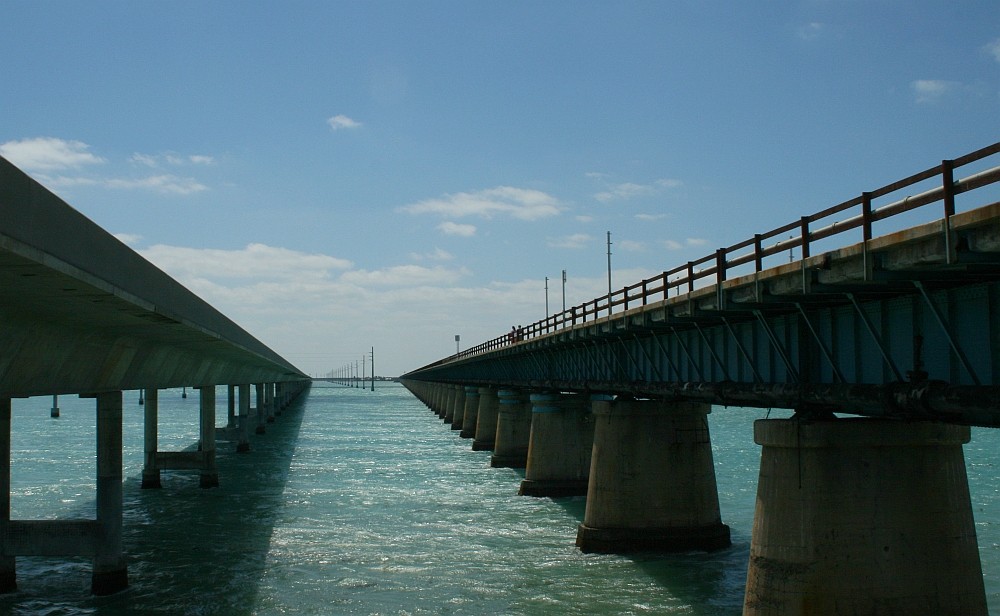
362 354 366 390
370 347 375 392
561 269 567 313
606 231 613 299
545 276 549 316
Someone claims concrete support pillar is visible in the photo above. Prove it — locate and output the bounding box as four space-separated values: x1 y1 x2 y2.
450 386 467 431
519 392 594 497
472 387 499 451
576 398 730 553
92 391 127 595
50 394 59 418
237 384 251 453
442 385 456 423
275 382 284 416
255 383 266 435
226 384 236 430
0 398 14 593
459 386 480 438
491 389 531 468
141 388 161 489
743 418 987 615
265 383 275 423
198 387 219 489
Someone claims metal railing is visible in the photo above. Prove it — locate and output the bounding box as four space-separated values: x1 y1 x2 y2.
451 142 1000 362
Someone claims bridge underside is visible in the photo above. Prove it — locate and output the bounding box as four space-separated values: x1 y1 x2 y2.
407 203 1000 427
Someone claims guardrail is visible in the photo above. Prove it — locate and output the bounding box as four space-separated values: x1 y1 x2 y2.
450 142 1000 363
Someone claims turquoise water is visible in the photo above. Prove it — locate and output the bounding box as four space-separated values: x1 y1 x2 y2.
0 381 998 614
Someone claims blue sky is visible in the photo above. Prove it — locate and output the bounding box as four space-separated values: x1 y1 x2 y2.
2 1 999 376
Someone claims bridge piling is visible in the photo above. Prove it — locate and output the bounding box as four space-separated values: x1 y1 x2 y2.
255 383 266 434
519 392 597 497
743 418 987 615
450 386 467 431
92 391 127 595
141 388 161 489
576 398 730 553
491 389 531 468
460 386 480 438
197 386 219 489
236 384 251 453
442 385 457 423
472 387 499 451
0 398 14 592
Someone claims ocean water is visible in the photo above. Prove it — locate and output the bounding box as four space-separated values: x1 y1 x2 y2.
0 381 998 615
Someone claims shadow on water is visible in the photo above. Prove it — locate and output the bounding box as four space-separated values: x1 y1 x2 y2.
0 386 310 616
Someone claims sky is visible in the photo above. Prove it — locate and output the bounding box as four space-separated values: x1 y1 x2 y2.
1 1 999 377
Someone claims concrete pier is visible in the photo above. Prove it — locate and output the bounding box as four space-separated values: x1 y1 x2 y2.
472 386 499 451
459 386 480 438
576 398 730 553
198 386 219 488
519 392 594 497
92 391 127 594
450 386 466 431
226 384 237 430
0 398 14 592
236 383 251 453
255 383 266 434
140 388 161 489
491 389 531 468
743 418 987 615
442 385 456 423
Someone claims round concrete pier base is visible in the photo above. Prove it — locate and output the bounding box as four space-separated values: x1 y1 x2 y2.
459 386 479 439
140 473 162 489
491 389 530 468
519 392 594 498
744 418 987 616
576 398 729 553
0 570 15 594
200 473 220 489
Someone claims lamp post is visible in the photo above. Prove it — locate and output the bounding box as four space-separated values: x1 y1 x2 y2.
561 269 566 313
455 334 460 355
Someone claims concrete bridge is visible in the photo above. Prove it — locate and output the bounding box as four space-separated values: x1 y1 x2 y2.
0 156 310 594
402 142 1000 615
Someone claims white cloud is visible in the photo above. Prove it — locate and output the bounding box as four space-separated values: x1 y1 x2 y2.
547 233 592 249
575 215 594 223
105 174 209 195
400 186 563 220
341 265 469 287
663 240 683 250
619 240 646 252
636 213 668 221
132 152 216 167
327 114 362 130
141 243 352 281
593 178 682 203
686 238 708 246
438 221 477 236
0 137 105 171
912 79 959 104
409 247 454 261
796 22 824 41
984 38 1000 63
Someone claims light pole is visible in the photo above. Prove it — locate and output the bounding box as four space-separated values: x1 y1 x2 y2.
455 334 460 355
561 269 566 313
606 231 613 299
545 276 549 316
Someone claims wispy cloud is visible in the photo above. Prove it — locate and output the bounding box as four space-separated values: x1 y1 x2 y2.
796 22 824 41
341 264 469 287
911 79 959 104
105 175 209 195
327 114 362 130
619 240 646 252
132 152 215 167
141 243 352 281
984 38 1000 63
400 186 563 220
438 221 477 237
409 247 454 261
636 213 668 221
547 233 592 249
593 178 682 203
663 238 709 250
0 137 105 171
